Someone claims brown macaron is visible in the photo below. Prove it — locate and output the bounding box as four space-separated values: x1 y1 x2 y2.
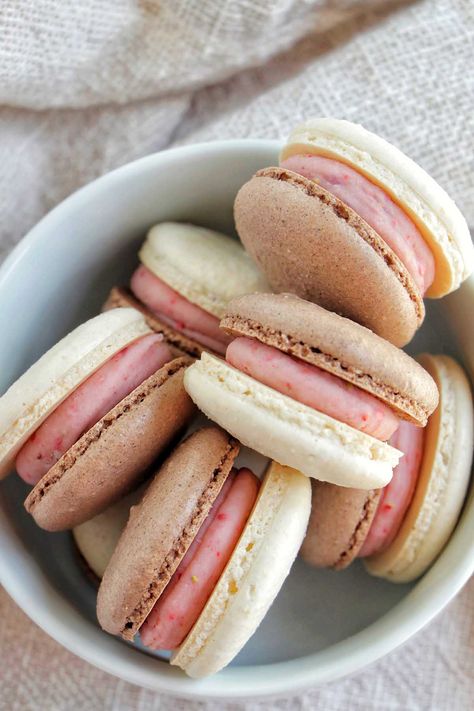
220 293 438 427
234 167 424 347
300 482 381 569
184 292 439 490
25 356 195 531
96 426 239 639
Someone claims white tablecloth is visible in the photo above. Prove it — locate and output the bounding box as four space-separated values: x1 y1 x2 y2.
1 1 473 708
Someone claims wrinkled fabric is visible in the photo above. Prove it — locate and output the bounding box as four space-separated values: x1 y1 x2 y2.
0 0 473 708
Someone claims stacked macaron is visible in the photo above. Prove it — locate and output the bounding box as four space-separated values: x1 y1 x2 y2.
301 354 473 582
184 293 439 489
0 308 195 529
105 222 269 356
235 118 474 346
91 427 310 678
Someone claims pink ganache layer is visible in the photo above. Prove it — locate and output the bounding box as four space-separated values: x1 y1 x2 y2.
226 337 400 441
140 467 260 650
16 334 172 485
359 421 424 557
130 265 232 355
281 154 435 295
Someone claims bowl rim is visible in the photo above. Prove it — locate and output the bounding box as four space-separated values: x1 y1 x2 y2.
1 138 473 700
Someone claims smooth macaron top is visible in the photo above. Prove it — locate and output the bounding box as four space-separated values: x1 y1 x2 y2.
0 308 151 479
139 222 269 318
23 355 195 531
280 118 474 297
234 166 424 347
96 427 239 639
221 293 439 426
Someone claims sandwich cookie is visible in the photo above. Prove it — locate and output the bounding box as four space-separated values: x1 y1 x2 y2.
97 427 311 678
104 222 269 357
301 355 473 582
235 118 474 346
0 307 195 529
184 293 438 489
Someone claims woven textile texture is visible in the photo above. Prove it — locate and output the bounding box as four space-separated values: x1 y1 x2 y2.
0 0 473 709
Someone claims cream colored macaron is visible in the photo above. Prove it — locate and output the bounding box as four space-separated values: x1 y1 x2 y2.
365 354 473 582
184 352 399 489
281 118 473 298
0 308 150 479
139 222 269 318
106 222 270 358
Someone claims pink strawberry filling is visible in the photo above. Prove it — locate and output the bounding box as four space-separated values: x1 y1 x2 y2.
16 334 172 485
226 337 399 441
280 154 435 295
140 467 259 650
359 421 424 557
130 265 232 355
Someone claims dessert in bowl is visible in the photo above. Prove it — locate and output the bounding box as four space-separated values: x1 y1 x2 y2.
0 137 473 698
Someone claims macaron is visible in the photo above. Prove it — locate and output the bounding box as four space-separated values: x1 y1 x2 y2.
96 427 311 678
301 354 473 582
104 222 269 357
183 292 439 489
0 307 195 530
73 484 147 581
235 118 474 346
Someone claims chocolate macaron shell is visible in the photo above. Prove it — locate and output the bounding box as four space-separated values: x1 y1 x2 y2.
221 292 439 426
300 481 381 569
24 357 195 531
96 427 239 640
103 286 207 359
234 167 424 347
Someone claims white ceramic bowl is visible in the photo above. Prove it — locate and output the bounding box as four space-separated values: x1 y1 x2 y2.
0 140 473 700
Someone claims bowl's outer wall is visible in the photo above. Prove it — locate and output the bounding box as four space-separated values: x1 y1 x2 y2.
0 140 473 699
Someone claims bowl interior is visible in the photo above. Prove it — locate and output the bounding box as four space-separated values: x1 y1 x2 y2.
0 140 473 699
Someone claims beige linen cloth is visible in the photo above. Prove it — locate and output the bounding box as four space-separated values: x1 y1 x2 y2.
0 0 473 708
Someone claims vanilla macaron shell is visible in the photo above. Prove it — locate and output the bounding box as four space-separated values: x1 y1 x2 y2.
365 354 474 583
184 353 401 489
0 308 151 479
171 461 311 678
281 118 474 297
139 222 269 318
